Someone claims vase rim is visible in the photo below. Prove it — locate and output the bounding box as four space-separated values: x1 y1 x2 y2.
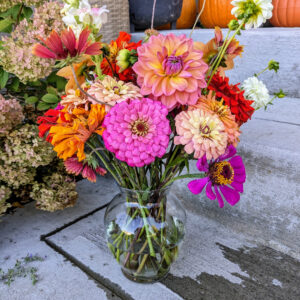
118 185 172 193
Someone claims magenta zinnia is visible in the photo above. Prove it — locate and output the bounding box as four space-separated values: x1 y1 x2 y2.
188 145 246 208
133 33 208 110
102 98 171 167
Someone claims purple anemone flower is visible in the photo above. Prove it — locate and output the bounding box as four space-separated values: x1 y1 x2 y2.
188 145 246 208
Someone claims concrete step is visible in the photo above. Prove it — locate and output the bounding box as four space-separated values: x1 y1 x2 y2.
46 198 300 300
173 97 300 258
132 28 300 98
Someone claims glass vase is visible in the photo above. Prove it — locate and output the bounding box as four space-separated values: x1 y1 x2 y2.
104 186 186 283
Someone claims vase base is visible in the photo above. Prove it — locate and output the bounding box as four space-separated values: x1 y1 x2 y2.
121 267 170 284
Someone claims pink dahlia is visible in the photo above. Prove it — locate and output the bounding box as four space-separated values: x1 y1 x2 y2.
102 98 171 167
188 145 246 208
133 33 208 110
64 156 107 183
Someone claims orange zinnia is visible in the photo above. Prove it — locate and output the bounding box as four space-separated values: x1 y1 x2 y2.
49 104 106 161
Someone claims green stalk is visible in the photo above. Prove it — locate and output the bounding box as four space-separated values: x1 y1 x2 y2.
87 142 121 185
207 21 245 87
162 173 206 188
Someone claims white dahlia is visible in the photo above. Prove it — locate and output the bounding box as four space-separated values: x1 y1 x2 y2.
231 0 273 29
242 76 271 110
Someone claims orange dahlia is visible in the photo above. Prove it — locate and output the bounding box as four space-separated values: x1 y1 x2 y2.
49 104 106 161
192 93 241 146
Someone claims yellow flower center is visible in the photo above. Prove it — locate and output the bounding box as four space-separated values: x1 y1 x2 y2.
131 119 149 136
209 161 234 185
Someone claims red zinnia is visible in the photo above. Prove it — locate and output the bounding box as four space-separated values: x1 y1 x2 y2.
32 27 102 60
101 32 142 82
37 109 61 142
208 73 255 126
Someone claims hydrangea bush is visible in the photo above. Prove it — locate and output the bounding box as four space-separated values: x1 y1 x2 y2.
0 97 78 216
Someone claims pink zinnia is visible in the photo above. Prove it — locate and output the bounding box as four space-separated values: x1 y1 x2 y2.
188 145 246 208
133 33 208 110
64 156 107 183
102 98 171 167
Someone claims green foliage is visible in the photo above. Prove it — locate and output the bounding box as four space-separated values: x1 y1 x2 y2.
0 254 44 286
0 67 9 89
0 4 33 34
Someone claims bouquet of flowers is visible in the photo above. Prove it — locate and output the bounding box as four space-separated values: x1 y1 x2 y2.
33 0 283 282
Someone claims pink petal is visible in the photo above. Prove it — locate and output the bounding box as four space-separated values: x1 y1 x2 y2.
61 28 77 56
77 27 91 54
32 44 56 59
84 42 102 55
217 145 237 161
188 177 209 195
45 30 65 57
229 155 244 169
206 181 216 200
219 185 240 206
196 155 209 172
230 181 244 193
214 186 224 208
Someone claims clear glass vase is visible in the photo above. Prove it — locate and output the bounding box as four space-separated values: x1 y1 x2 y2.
104 186 186 283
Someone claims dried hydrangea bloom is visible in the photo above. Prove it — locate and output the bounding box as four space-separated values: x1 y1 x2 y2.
31 173 77 212
88 76 143 111
0 185 12 216
174 109 228 160
0 95 24 137
0 1 64 82
0 0 46 13
0 124 55 188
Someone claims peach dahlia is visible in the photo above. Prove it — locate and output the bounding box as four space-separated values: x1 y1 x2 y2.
133 33 208 110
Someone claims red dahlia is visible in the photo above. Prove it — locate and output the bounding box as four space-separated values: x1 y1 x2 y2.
208 73 255 126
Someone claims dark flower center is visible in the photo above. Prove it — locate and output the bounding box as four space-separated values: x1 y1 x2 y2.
199 124 211 136
209 161 234 185
131 119 149 136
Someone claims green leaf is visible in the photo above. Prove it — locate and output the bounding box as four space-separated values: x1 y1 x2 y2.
56 77 67 91
10 77 20 92
22 7 33 20
0 68 9 89
41 93 59 103
25 96 39 104
37 102 51 111
0 18 14 33
46 86 57 95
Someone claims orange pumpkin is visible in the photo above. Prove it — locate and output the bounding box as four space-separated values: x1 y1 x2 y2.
158 0 197 30
270 0 300 27
198 0 235 28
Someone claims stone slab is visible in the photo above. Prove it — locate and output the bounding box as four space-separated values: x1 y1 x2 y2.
47 207 300 300
0 176 118 300
131 28 300 98
47 209 183 300
173 98 300 258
